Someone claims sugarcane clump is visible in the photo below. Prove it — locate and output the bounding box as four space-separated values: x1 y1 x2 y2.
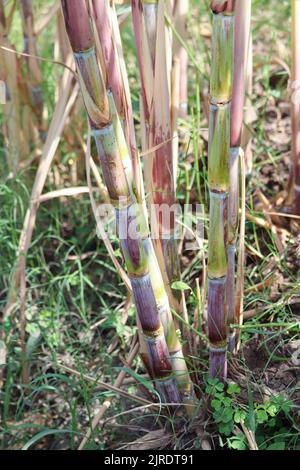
60 0 194 408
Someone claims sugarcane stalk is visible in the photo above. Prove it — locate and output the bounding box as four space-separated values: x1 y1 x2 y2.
19 0 45 137
61 0 193 406
132 0 182 309
291 0 300 214
208 1 235 379
227 0 251 351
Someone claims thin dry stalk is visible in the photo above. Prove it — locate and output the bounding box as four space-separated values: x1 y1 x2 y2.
19 0 45 136
0 0 22 173
240 421 258 450
19 257 29 384
207 0 236 379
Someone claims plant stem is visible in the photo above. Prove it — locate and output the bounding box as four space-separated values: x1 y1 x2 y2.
172 0 189 119
227 0 251 351
61 0 194 405
208 1 236 380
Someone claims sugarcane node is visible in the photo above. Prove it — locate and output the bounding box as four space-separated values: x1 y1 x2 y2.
75 50 109 126
209 342 227 352
211 0 236 15
143 325 165 339
109 196 132 209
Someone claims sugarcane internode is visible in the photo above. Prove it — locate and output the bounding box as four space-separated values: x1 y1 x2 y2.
208 5 235 380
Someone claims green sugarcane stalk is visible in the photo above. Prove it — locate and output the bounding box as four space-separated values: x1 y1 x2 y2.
208 1 235 379
60 0 193 407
